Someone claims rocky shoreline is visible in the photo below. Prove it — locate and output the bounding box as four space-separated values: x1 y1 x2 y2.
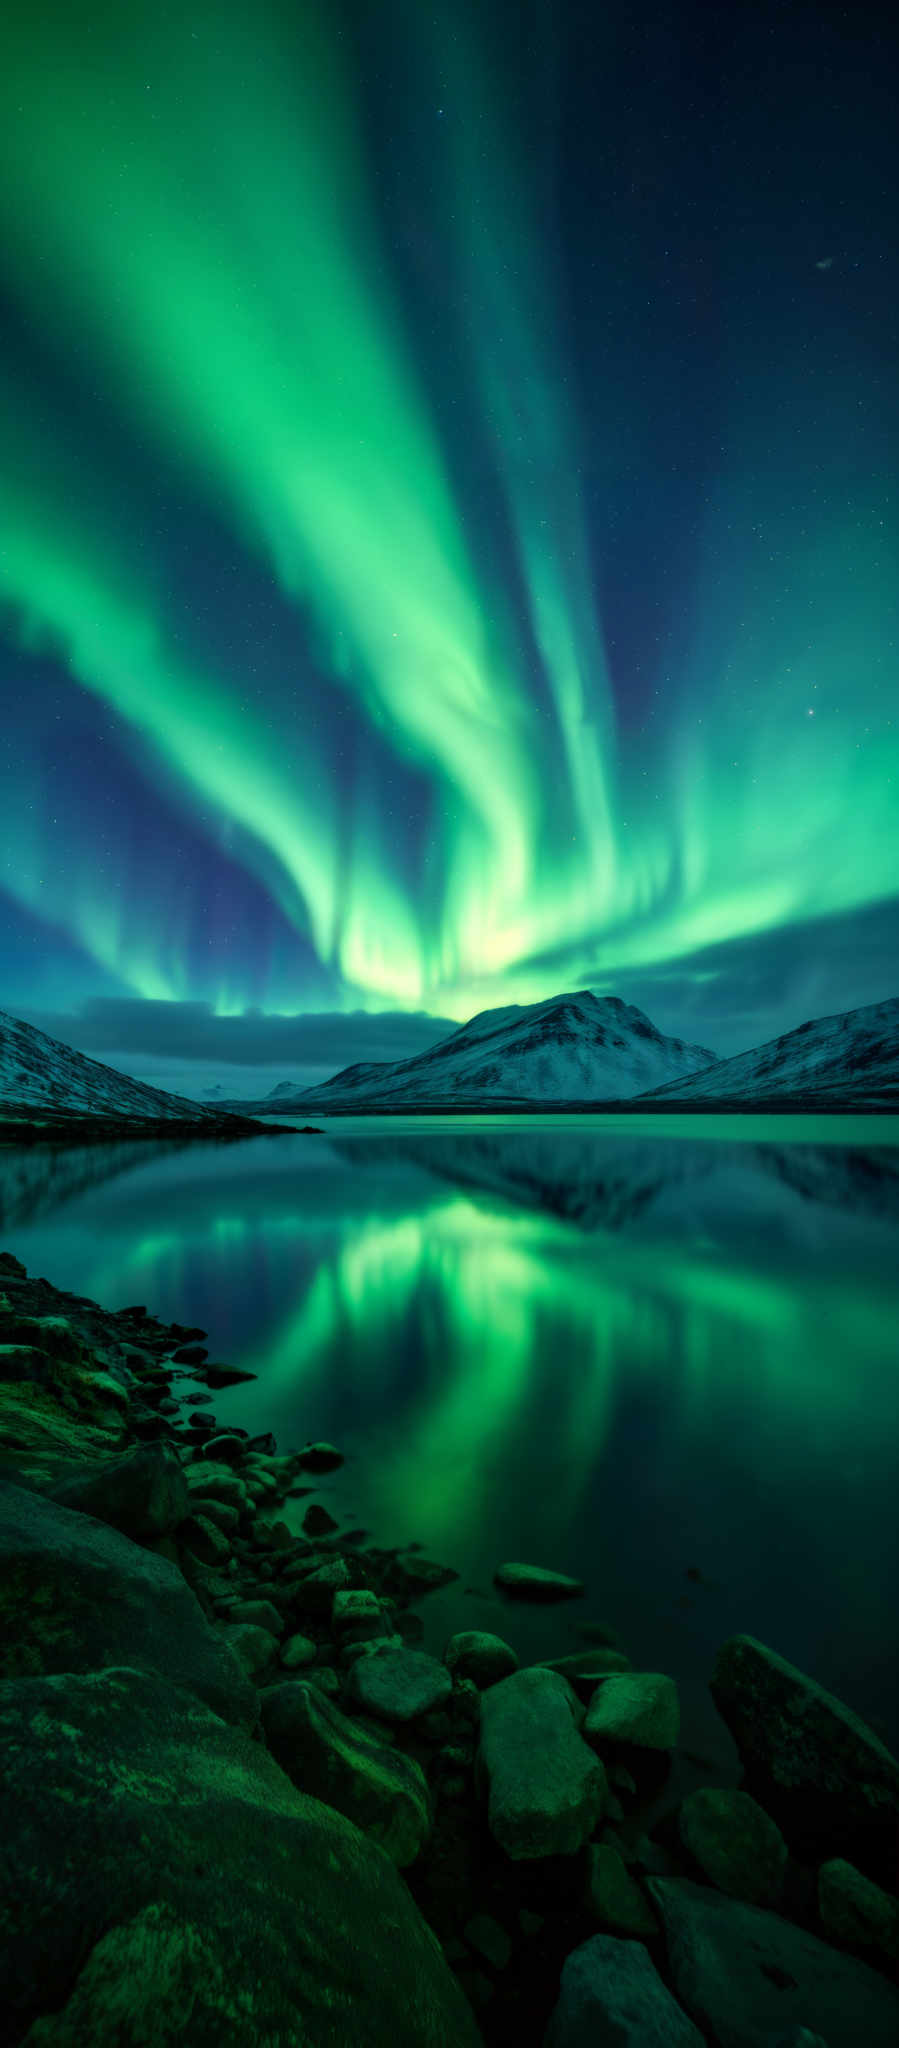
1 1246 897 2046
0 1112 314 1145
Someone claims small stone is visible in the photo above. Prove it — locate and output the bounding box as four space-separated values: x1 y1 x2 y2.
388 1553 458 1595
280 1633 317 1670
518 1909 544 1936
226 1599 282 1637
462 1913 512 1970
332 1589 385 1636
443 1631 519 1688
584 1671 680 1750
303 1502 339 1535
678 1786 787 1905
584 1842 660 1938
346 1645 453 1722
186 1496 240 1537
184 1464 247 1511
204 1364 257 1388
297 1442 344 1472
198 1434 247 1465
493 1561 584 1602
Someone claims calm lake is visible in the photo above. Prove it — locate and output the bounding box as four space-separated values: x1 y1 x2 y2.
3 1113 898 1755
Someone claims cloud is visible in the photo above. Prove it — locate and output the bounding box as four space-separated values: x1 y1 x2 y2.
600 894 899 1056
18 998 456 1076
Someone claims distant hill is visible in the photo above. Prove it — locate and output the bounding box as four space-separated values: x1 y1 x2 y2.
0 1009 250 1125
216 992 717 1112
266 1080 303 1099
640 997 899 1107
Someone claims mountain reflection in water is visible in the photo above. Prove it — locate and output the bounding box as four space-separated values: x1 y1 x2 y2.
2 1114 897 1745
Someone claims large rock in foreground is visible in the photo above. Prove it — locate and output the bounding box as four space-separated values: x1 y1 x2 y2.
261 1678 432 1866
646 1876 899 2048
0 1666 481 2047
0 1477 255 1729
710 1634 899 1881
543 1931 705 2046
477 1665 606 1859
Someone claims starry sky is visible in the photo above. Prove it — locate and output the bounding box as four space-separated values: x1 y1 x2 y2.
0 0 896 1089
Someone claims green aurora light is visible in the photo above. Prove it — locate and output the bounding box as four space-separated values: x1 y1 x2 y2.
0 0 895 1020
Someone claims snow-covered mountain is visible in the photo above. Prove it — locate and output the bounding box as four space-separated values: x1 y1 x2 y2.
219 993 717 1110
0 1009 244 1123
266 1080 303 1100
641 996 899 1107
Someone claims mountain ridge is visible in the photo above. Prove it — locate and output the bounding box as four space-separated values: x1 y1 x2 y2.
217 991 718 1111
640 995 899 1108
0 1009 268 1128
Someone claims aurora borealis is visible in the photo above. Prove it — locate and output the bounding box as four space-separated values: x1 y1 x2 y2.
0 0 896 1062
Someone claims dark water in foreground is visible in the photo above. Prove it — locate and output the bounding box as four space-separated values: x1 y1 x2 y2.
3 1114 898 1753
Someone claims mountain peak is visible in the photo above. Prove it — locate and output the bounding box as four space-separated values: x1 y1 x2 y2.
289 989 717 1108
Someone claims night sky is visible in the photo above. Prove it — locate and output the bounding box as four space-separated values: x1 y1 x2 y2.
1 0 896 1089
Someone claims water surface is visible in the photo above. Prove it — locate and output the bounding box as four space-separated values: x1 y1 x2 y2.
3 1113 898 1750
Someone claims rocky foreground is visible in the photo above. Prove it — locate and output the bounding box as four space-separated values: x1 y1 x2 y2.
1 1250 897 2047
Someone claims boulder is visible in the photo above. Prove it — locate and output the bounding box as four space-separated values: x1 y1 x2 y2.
49 1441 189 1539
543 1932 705 2046
0 1477 255 1729
584 1672 679 1750
493 1561 584 1602
0 1666 480 2046
476 1665 606 1860
646 1875 899 2048
260 1679 432 1866
444 1631 519 1688
584 1842 659 1937
346 1644 453 1722
709 1635 899 1881
677 1787 787 1905
817 1858 899 1967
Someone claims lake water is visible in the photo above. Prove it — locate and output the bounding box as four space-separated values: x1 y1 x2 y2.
3 1113 898 1756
